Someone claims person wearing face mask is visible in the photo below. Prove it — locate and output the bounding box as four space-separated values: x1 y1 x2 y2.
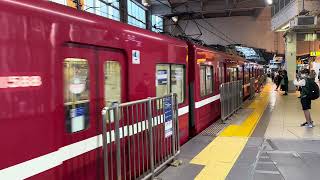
294 69 314 128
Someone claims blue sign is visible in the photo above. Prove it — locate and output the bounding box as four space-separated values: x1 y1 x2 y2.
157 70 168 85
70 107 85 118
164 96 173 138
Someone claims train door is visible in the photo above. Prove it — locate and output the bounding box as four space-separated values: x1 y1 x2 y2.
60 44 127 180
97 49 127 180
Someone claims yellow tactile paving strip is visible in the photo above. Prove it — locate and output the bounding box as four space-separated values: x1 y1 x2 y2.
190 84 272 180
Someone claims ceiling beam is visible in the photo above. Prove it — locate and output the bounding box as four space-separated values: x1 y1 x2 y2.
151 0 266 16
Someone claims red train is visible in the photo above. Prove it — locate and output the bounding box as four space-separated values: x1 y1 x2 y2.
0 0 264 179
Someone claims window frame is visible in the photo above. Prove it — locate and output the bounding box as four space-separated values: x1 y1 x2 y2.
63 58 90 134
103 60 122 107
156 63 186 104
127 0 147 29
84 0 121 21
151 15 164 33
199 65 214 98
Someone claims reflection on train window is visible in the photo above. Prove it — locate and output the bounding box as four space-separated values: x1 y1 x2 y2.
244 68 250 84
156 64 170 98
200 65 214 97
200 66 206 96
206 66 213 94
219 66 224 84
104 61 121 107
64 58 90 133
156 64 185 103
171 65 185 103
228 68 237 82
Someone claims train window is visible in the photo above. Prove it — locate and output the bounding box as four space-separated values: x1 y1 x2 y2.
200 65 214 97
104 61 121 107
156 64 185 103
200 66 206 96
171 65 185 103
219 66 224 84
156 64 171 98
64 58 90 133
206 66 213 94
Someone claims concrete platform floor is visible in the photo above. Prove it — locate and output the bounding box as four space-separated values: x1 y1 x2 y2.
157 82 320 180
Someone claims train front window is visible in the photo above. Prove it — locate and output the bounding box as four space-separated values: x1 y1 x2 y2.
64 58 90 133
104 61 121 107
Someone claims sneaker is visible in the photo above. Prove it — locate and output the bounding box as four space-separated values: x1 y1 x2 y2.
300 121 314 126
306 124 315 128
300 122 308 126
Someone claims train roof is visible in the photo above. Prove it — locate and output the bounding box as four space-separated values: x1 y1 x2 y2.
188 41 247 64
3 0 187 49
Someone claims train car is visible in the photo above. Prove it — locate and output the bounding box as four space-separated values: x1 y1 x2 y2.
0 0 189 179
187 43 225 135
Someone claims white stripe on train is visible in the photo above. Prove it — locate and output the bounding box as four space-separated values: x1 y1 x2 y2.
0 95 220 179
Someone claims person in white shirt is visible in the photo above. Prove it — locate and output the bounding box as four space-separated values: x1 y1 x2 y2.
294 69 314 128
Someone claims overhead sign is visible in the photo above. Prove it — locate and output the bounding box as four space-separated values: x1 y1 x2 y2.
310 51 320 57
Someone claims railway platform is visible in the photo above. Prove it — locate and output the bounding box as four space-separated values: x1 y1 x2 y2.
157 82 320 180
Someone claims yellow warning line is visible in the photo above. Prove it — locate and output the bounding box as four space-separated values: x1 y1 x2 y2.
190 84 271 180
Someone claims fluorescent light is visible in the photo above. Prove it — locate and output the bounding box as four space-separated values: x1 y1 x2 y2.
172 16 178 23
142 0 151 6
266 0 273 5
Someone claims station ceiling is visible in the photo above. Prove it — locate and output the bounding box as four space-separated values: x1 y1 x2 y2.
150 0 269 19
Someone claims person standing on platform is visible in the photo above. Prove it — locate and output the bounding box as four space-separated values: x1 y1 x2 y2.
318 69 320 87
282 70 288 95
294 69 314 128
275 70 283 91
271 71 275 82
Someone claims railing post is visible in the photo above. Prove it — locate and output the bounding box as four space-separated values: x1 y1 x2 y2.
147 98 155 179
171 93 177 155
114 105 121 180
102 109 109 180
175 94 180 150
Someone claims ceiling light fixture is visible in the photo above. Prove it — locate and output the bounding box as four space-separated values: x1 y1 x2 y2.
172 16 178 23
142 0 151 6
266 0 273 5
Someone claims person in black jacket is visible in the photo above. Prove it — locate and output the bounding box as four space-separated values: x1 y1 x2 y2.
294 69 314 128
283 70 288 95
275 70 283 91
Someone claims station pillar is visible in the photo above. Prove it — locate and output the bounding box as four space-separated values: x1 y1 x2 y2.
285 32 297 93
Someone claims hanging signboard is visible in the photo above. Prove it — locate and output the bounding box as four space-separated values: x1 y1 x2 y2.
310 51 320 57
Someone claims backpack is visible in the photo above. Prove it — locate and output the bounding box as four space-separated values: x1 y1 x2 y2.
306 78 320 100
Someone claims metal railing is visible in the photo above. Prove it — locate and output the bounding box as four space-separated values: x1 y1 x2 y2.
220 80 243 122
101 94 180 180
